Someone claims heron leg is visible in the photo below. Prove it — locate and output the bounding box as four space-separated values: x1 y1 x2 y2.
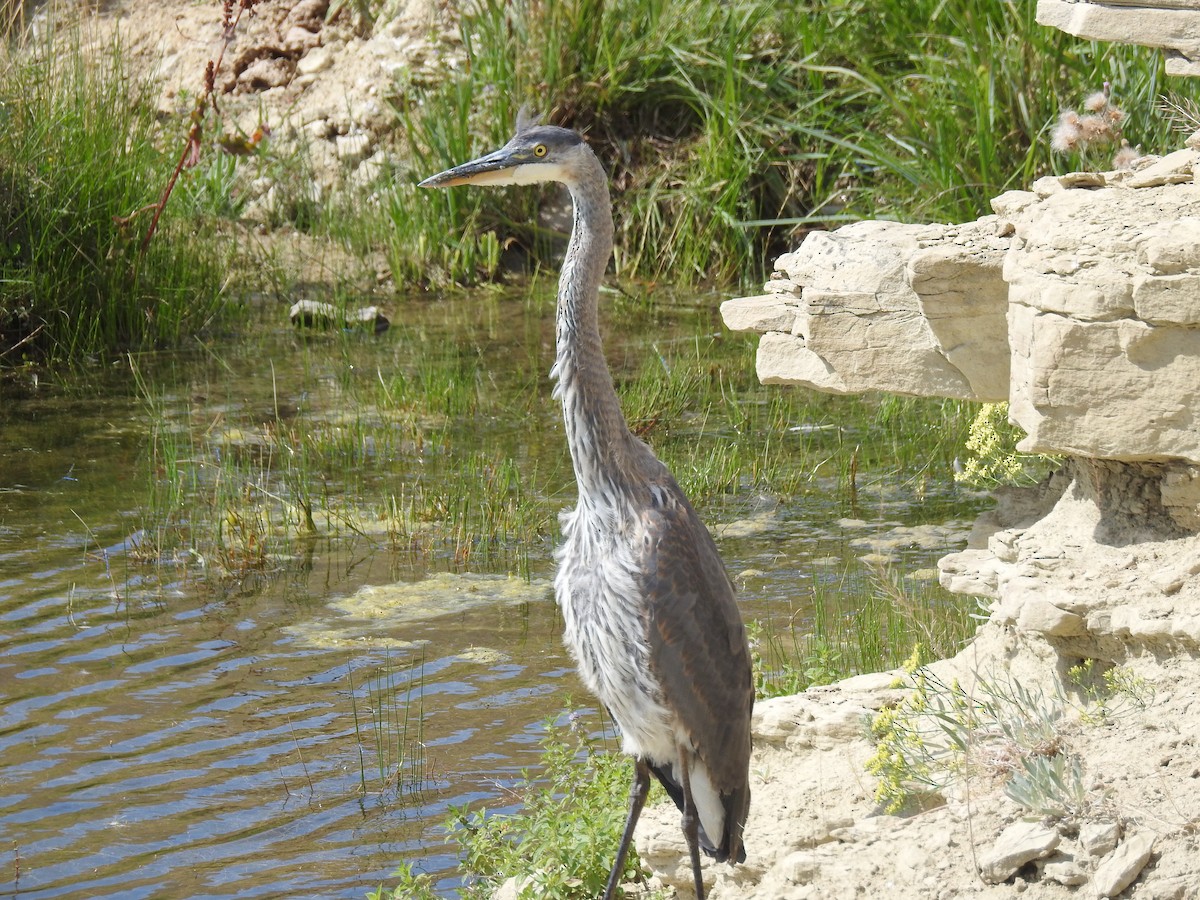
603 758 651 900
676 749 706 900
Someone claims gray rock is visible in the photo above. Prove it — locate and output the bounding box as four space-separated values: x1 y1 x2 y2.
1093 832 1156 898
1038 0 1200 72
335 133 372 164
237 57 294 92
778 850 820 884
1081 821 1121 857
978 821 1061 884
289 299 389 333
1127 148 1198 189
720 295 797 334
1016 597 1086 636
1043 858 1088 886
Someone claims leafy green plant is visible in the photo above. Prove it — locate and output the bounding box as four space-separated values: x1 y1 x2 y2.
1004 753 1090 819
367 862 438 900
370 712 647 900
750 622 845 699
180 151 249 220
866 650 1067 813
1066 658 1154 725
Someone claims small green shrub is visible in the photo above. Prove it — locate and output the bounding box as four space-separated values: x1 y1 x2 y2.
954 402 1059 488
1066 658 1154 725
367 862 438 900
1004 753 1090 819
750 622 845 699
866 651 1150 817
452 717 643 899
373 712 646 900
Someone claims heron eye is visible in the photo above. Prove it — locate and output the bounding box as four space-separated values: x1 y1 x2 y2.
534 144 548 158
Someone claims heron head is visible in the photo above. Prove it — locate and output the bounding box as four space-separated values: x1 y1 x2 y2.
418 115 589 189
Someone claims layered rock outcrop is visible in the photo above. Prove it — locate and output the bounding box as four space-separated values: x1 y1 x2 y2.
646 150 1200 895
723 144 1200 484
722 219 1011 401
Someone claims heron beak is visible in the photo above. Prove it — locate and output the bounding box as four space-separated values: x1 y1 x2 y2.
418 149 520 189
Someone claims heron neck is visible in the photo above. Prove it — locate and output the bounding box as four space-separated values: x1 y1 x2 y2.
553 156 634 500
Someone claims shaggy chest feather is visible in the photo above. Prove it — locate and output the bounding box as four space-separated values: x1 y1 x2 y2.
555 501 677 763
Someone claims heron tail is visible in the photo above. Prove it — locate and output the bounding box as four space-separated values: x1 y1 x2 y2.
647 762 748 864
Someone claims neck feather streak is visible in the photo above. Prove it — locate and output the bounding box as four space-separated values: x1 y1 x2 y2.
552 155 634 502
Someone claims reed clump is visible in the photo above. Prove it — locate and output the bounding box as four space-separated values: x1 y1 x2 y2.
0 30 232 367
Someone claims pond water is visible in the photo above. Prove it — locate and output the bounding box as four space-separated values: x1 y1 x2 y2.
0 288 987 898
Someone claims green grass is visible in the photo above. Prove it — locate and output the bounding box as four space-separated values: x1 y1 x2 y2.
349 650 431 796
358 0 1200 287
0 28 235 367
132 338 556 578
130 289 978 582
7 0 1199 361
752 560 980 699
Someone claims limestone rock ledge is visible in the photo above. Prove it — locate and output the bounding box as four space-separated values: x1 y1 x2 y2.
683 139 1200 900
722 144 1200 467
939 460 1200 654
723 218 1010 401
1037 0 1200 76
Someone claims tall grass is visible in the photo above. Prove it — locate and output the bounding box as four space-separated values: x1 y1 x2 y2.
7 1 1190 357
349 651 430 796
372 0 1200 287
131 311 568 578
752 561 980 699
0 29 232 366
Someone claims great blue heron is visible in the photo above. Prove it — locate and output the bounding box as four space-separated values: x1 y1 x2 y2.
419 111 753 900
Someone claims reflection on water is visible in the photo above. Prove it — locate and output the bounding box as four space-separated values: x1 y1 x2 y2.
0 293 985 898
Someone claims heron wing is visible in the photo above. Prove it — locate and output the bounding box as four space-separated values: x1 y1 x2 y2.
636 475 753 861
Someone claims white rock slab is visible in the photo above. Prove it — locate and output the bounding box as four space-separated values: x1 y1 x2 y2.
724 218 1010 401
1093 832 1156 898
978 820 1061 884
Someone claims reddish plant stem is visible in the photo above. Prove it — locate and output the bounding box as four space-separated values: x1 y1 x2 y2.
136 0 259 253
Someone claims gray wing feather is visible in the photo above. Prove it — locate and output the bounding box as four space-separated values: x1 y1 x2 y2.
636 474 753 857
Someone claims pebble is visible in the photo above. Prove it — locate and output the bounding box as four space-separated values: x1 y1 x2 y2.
297 45 334 75
335 133 372 164
779 850 820 884
1043 858 1088 886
